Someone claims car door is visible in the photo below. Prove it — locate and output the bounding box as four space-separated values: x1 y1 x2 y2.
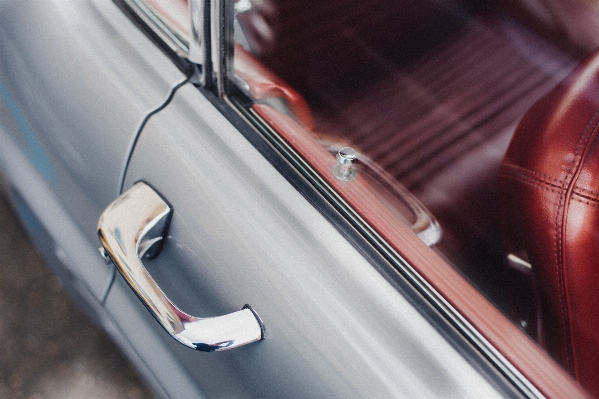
0 0 586 397
97 1 521 398
106 80 513 398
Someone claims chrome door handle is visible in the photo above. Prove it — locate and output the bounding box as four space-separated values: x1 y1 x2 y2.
97 182 264 351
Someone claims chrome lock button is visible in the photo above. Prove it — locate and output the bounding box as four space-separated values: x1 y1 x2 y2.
333 147 358 181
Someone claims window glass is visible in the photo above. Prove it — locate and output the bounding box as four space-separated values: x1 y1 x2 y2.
231 0 578 306
144 0 190 39
229 0 597 392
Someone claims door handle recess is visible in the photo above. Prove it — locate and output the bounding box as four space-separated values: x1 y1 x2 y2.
98 182 264 351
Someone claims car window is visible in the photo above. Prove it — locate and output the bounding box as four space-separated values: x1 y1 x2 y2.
229 0 570 317
226 0 595 396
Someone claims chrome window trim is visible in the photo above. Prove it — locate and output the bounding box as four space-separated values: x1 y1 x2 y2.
210 0 227 95
188 0 207 84
211 1 544 396
115 0 208 83
122 0 190 57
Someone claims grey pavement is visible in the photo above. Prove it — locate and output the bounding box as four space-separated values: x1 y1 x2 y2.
0 191 156 399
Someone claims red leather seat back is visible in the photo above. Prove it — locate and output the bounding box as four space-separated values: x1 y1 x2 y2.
499 52 599 396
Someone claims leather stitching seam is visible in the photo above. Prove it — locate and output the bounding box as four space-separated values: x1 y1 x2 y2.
573 186 599 198
500 163 564 187
556 108 599 374
571 195 599 208
499 169 563 192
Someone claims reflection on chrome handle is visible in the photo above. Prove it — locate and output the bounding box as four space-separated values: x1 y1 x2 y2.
97 182 264 352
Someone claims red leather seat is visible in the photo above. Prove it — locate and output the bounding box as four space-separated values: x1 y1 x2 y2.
499 52 599 396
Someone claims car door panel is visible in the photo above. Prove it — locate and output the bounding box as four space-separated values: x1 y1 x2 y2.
105 82 505 398
105 275 208 399
0 0 185 299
